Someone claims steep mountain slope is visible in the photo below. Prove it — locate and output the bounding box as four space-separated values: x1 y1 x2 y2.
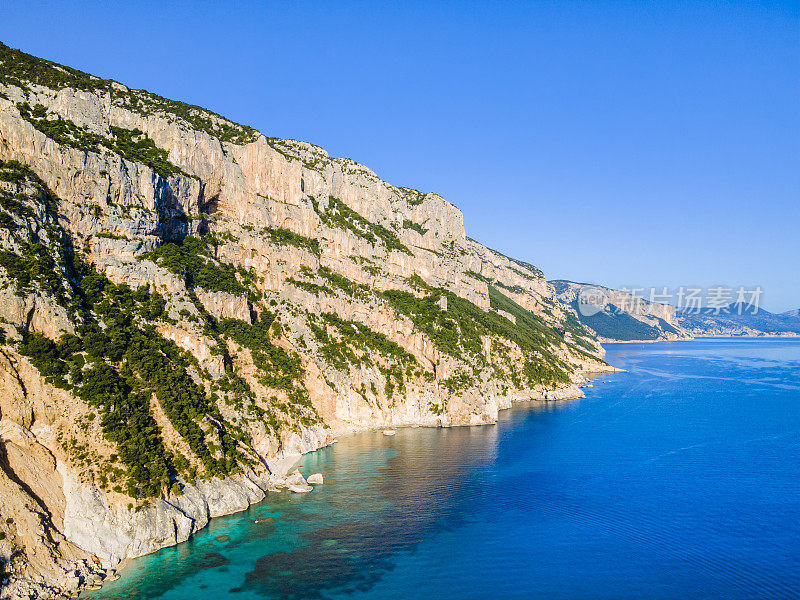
0 42 609 597
551 280 691 342
552 280 800 341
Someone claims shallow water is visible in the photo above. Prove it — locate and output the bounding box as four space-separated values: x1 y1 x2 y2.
87 338 800 599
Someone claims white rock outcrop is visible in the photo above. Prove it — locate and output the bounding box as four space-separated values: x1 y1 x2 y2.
283 470 313 493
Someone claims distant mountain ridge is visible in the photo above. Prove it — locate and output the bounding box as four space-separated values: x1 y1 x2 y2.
677 303 800 337
551 281 800 342
550 280 690 342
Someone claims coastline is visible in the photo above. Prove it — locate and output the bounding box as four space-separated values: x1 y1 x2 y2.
600 333 800 345
76 339 800 600
79 367 619 597
688 333 799 338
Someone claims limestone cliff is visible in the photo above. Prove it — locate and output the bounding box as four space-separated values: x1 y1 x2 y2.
551 280 800 341
550 280 692 342
0 42 609 598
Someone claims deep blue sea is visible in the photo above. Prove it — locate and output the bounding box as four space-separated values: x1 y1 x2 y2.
88 338 800 600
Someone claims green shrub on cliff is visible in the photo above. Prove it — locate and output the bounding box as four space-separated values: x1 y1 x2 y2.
0 42 257 146
141 235 245 295
402 219 428 235
382 280 571 388
16 103 183 179
19 334 67 381
262 226 320 255
219 314 305 392
322 196 412 255
0 161 71 306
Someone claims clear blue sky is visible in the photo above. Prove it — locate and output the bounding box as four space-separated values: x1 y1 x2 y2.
2 1 798 311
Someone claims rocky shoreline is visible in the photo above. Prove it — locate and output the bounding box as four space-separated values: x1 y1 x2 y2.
52 369 617 599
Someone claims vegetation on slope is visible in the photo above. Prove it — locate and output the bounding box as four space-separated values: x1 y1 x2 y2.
576 302 662 341
402 219 428 236
140 236 246 295
395 187 426 206
317 196 412 255
384 280 572 388
16 102 183 179
264 138 331 172
0 41 257 145
217 315 316 423
0 159 73 308
259 224 320 256
16 262 257 497
0 163 311 498
288 261 577 390
306 310 422 399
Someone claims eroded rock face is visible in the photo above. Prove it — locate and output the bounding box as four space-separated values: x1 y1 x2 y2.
60 466 290 563
551 280 693 342
0 44 612 598
195 289 251 323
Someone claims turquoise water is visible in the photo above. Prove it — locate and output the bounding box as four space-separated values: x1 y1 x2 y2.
88 338 800 599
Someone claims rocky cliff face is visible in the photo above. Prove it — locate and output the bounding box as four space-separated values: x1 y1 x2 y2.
550 280 692 342
0 42 609 598
551 280 800 341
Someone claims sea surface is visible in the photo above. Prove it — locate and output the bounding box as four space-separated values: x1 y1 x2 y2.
87 338 800 599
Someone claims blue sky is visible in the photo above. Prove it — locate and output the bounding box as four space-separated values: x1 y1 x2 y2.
2 1 798 311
